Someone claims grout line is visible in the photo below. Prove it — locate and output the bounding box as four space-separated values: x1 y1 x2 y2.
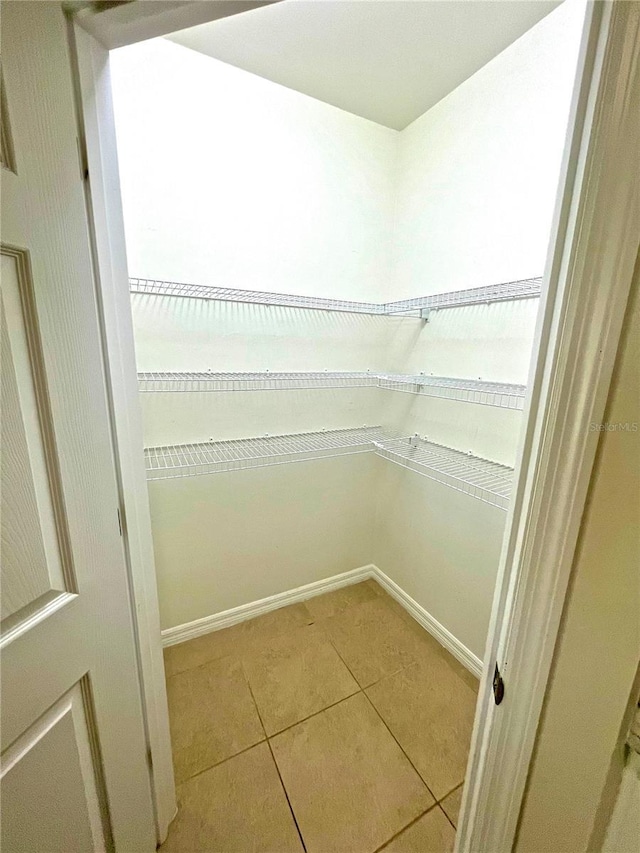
438 780 464 803
318 591 469 819
437 782 464 831
441 807 457 832
172 657 270 786
239 661 268 740
242 674 308 853
361 691 438 803
265 738 308 853
372 803 441 853
266 689 362 738
165 653 233 680
317 625 442 813
359 661 418 691
175 737 267 787
437 781 464 831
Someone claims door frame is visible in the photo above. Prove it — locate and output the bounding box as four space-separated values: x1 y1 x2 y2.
70 1 640 848
457 3 640 849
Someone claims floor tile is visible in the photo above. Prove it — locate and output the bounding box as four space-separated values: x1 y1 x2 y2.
305 580 379 620
322 597 442 687
440 785 464 828
167 656 264 783
163 602 313 676
379 807 455 853
365 588 474 685
270 693 434 853
366 592 479 694
242 624 359 734
366 657 477 800
160 742 303 853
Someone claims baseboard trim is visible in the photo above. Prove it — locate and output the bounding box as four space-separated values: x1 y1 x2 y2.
371 566 483 678
161 563 482 678
161 565 376 647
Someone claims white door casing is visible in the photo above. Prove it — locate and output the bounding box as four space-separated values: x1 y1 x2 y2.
71 21 177 841
457 3 640 850
1 4 156 851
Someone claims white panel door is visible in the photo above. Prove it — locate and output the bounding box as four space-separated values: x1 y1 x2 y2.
1 3 156 851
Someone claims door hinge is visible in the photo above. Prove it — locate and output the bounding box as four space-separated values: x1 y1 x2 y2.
146 746 153 770
117 507 122 536
493 663 505 705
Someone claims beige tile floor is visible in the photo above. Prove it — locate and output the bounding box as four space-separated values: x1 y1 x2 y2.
161 580 478 853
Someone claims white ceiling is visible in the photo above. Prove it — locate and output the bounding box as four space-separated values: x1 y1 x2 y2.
167 0 562 131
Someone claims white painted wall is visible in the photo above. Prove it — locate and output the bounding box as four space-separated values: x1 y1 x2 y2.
366 2 582 663
373 456 506 661
149 454 378 630
392 0 585 301
110 39 397 303
140 387 384 447
130 296 409 375
113 4 583 650
388 0 583 468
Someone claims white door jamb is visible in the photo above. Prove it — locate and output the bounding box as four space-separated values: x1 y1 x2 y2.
457 3 640 851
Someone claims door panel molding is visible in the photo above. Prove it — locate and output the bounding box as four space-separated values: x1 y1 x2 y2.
1 244 76 602
1 590 77 649
0 67 17 174
1 677 112 852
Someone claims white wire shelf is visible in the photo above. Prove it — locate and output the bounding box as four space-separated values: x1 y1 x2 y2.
137 371 379 392
144 427 514 509
377 375 527 409
145 426 389 481
137 371 525 409
129 276 542 315
384 277 542 314
129 278 382 314
373 436 514 510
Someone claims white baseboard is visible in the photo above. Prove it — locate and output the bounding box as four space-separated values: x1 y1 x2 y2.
161 563 482 678
371 566 483 678
161 564 375 647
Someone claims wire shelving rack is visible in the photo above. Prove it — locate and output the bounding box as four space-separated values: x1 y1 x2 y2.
385 277 542 314
144 427 514 509
137 371 379 392
129 278 383 315
137 371 526 409
377 374 526 409
373 436 514 509
129 276 542 315
144 426 388 481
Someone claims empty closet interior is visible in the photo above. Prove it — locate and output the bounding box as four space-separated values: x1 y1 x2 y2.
111 0 584 669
